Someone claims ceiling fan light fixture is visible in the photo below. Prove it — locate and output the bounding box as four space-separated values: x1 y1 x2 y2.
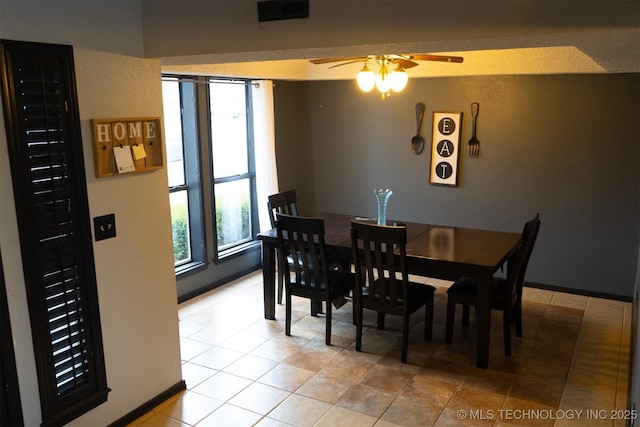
356 64 375 92
375 64 391 94
389 65 408 92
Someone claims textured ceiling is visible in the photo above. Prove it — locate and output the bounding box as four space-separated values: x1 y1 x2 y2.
161 28 639 80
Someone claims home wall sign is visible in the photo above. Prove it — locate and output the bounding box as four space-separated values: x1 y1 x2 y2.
429 111 462 186
91 117 164 178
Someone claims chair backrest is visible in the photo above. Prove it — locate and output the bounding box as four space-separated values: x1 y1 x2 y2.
351 221 410 312
268 190 298 228
508 214 541 304
275 213 329 293
516 214 541 292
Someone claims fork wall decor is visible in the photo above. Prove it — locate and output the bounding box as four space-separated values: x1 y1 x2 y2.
429 111 462 187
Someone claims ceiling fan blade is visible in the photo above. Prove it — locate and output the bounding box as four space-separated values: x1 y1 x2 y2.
309 56 368 64
410 54 464 63
328 59 367 68
392 58 419 69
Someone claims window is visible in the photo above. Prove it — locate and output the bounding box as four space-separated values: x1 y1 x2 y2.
1 40 109 426
209 79 259 256
162 78 205 272
162 76 263 272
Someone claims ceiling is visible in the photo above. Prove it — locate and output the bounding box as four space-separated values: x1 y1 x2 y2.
161 28 639 80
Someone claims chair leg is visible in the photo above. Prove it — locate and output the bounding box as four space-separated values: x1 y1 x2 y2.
277 270 284 305
445 297 455 344
352 294 357 325
285 289 292 337
514 303 522 338
462 305 470 325
377 312 385 330
401 314 409 363
325 301 332 345
425 297 434 341
355 306 363 352
311 299 323 317
503 309 512 356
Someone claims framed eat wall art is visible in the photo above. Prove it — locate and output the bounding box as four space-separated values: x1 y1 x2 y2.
429 111 462 186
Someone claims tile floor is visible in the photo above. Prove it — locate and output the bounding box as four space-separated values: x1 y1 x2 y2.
130 271 632 427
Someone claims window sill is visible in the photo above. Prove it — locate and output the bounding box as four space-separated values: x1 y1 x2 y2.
215 240 261 264
175 260 208 278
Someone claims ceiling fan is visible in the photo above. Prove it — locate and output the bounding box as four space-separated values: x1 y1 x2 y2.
309 54 464 99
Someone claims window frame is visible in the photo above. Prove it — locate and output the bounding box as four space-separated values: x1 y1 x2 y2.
163 77 207 275
162 75 261 274
207 78 260 261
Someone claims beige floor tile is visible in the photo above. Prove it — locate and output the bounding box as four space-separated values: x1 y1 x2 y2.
129 271 631 427
196 403 262 427
550 293 589 310
189 345 244 371
268 394 332 427
565 368 618 398
188 324 237 346
295 372 353 404
222 353 279 380
337 384 396 418
217 330 269 353
250 336 304 362
509 375 564 408
400 375 457 407
127 412 190 427
154 390 222 426
315 405 378 427
178 339 212 364
283 346 338 372
227 382 291 415
257 363 316 392
180 362 217 389
381 395 444 426
190 371 252 401
359 365 415 394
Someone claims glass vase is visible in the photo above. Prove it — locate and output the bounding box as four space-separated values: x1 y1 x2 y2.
374 188 393 226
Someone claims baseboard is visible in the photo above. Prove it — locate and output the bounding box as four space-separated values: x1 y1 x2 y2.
526 281 632 302
177 264 262 304
107 380 186 427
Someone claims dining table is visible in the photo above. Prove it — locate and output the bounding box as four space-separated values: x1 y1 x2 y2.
257 212 521 369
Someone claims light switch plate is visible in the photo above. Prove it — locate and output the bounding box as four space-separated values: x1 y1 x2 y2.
94 214 116 241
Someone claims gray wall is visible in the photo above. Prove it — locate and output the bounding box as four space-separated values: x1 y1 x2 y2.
274 73 639 298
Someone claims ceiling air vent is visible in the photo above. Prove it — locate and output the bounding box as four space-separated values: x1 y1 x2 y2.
258 0 309 22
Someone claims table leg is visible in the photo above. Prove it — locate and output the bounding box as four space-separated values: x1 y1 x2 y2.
475 275 492 369
262 241 276 320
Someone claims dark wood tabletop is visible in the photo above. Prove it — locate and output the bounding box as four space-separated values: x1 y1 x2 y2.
257 212 521 368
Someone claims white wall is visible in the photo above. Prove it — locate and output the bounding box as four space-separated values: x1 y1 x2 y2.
0 1 182 425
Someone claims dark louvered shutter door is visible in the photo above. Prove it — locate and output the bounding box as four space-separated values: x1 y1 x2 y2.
1 40 109 426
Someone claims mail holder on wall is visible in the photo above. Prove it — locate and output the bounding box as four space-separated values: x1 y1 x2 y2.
91 117 164 178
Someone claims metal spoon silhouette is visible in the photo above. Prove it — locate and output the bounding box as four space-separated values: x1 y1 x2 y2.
411 103 425 155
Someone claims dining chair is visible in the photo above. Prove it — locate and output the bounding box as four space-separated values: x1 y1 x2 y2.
275 213 355 345
268 189 298 304
350 220 435 363
445 214 541 356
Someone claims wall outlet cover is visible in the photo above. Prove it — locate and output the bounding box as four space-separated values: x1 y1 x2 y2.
94 214 116 241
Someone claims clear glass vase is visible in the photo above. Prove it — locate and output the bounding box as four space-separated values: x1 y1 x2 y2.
374 188 393 226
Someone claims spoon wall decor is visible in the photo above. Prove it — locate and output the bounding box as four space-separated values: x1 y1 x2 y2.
411 102 425 155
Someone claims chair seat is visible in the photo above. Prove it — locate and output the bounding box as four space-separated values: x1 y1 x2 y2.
447 276 514 310
330 270 357 293
448 276 506 296
364 279 435 312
